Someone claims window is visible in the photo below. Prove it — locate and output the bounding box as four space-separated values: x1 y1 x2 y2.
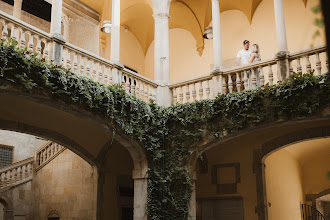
0 145 13 168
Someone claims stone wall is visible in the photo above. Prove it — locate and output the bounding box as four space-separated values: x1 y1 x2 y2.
33 149 98 220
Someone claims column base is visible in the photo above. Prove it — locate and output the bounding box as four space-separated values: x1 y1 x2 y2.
156 85 172 107
275 51 290 82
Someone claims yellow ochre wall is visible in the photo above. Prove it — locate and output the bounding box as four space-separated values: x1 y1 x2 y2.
264 149 304 220
302 154 330 196
141 0 325 82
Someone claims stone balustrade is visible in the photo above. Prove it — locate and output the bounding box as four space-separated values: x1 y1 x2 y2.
0 10 328 106
35 141 65 171
0 157 34 189
170 46 328 104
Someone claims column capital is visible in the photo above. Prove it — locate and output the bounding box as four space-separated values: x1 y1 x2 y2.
152 0 171 17
132 169 148 180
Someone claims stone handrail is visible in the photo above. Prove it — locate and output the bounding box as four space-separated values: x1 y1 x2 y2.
170 45 328 104
0 157 34 189
0 10 52 61
0 10 158 103
35 141 66 171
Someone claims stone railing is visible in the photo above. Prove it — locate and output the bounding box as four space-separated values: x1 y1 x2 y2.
0 10 328 106
35 141 65 171
170 45 328 104
0 157 34 189
0 10 157 103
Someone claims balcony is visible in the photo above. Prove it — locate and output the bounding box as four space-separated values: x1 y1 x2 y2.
0 10 328 105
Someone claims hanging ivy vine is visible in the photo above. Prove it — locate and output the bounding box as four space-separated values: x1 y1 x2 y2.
0 39 329 220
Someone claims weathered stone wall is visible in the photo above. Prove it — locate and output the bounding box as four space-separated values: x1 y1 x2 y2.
33 149 98 220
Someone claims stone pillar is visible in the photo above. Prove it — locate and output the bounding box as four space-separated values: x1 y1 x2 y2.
133 169 148 220
111 0 120 63
188 171 197 220
50 0 65 65
274 0 289 81
212 0 223 71
210 0 223 97
274 0 288 52
152 0 172 107
13 0 23 19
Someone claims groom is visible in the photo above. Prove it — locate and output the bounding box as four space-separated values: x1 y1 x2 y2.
236 40 251 66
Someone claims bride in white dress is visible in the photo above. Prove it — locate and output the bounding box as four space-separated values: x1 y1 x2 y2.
249 44 261 87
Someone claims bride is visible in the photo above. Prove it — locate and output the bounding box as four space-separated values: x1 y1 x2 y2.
249 44 261 87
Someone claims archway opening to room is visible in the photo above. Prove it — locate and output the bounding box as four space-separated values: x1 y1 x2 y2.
264 137 330 220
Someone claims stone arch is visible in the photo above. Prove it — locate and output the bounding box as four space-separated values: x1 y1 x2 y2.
0 195 13 220
254 126 330 220
0 88 148 220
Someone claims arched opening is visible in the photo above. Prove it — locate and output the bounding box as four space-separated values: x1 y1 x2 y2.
263 137 330 220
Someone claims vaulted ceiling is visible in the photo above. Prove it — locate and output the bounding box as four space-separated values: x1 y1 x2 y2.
77 0 308 55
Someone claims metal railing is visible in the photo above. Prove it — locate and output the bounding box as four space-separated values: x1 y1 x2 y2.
302 204 325 220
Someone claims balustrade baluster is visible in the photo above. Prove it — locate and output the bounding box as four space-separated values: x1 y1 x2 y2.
1 173 5 188
103 67 109 85
144 85 148 101
43 40 49 61
135 81 140 98
92 62 97 80
315 53 322 75
173 88 177 104
108 68 113 85
73 54 78 74
131 79 136 95
2 23 8 40
27 32 34 54
243 70 249 90
36 37 42 57
140 84 144 100
259 66 265 87
7 170 12 185
199 81 203 100
65 50 71 70
268 65 274 86
12 168 17 183
79 56 85 76
192 83 197 101
185 85 191 102
306 55 311 74
20 30 26 49
179 86 184 103
228 74 233 93
152 88 157 102
148 86 153 101
296 57 302 74
11 25 18 42
251 69 257 89
125 77 130 93
17 167 22 181
222 77 227 94
22 165 27 178
98 64 103 83
85 59 91 77
236 72 241 92
289 60 293 76
206 80 210 99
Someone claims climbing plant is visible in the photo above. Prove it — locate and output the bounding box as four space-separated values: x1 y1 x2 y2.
0 38 330 220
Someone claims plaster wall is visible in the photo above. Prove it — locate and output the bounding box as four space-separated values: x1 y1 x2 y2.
302 154 330 195
265 149 304 220
0 130 47 163
33 149 98 220
143 0 325 82
196 140 259 220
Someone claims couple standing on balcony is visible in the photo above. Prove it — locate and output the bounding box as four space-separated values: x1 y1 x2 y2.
236 40 261 88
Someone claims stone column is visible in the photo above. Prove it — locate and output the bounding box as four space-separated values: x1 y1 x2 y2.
188 171 197 220
274 0 289 81
152 0 172 107
133 169 148 220
13 0 23 19
210 0 223 97
50 0 65 65
111 0 120 63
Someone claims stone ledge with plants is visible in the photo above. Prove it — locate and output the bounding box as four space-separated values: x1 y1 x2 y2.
0 39 329 220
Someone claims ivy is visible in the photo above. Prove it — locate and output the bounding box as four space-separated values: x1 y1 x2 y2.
0 39 329 220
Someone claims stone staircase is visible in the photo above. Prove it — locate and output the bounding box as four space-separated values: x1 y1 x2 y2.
0 141 65 192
